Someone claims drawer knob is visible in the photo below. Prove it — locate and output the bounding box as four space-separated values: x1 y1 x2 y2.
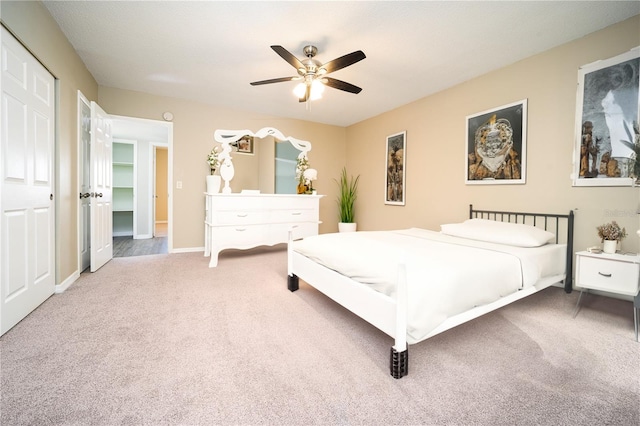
598 272 612 278
237 213 248 217
291 212 302 215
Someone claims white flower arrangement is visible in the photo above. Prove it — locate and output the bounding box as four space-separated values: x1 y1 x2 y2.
295 156 318 193
303 168 318 191
207 146 220 175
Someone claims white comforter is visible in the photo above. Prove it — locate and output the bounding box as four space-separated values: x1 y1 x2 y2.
292 228 565 343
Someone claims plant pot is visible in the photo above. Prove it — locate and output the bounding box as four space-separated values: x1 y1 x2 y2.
602 239 618 254
206 175 221 194
338 222 357 233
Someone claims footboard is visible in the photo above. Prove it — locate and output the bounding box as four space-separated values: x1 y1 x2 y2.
287 234 409 378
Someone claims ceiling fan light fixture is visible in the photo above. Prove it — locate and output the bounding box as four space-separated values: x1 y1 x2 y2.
293 80 325 101
310 80 325 100
293 82 306 98
254 45 365 103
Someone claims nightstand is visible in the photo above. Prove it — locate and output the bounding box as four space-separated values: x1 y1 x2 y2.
574 251 640 341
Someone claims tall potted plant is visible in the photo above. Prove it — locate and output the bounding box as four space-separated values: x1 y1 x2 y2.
335 167 360 232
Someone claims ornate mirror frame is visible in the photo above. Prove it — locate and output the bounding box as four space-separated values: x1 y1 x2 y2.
213 127 312 193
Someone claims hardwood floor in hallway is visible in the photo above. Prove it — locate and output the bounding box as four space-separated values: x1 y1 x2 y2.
113 223 168 257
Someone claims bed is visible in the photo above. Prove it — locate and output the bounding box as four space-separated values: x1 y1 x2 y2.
286 205 574 378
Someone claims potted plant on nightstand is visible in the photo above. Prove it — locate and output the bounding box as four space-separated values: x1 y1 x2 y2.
597 221 627 254
335 167 360 232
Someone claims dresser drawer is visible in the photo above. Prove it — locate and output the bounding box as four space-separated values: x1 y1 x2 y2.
271 222 319 240
214 210 267 225
269 194 319 210
270 209 318 223
577 256 640 295
212 225 265 247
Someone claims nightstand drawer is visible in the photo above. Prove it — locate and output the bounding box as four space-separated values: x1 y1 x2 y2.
577 256 640 295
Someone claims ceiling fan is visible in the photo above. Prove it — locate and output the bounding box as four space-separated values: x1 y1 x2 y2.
250 45 366 102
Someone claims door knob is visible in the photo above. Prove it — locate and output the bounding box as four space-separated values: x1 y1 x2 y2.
96 192 103 198
79 192 91 199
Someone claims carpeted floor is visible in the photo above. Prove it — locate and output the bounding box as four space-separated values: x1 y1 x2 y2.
1 246 638 425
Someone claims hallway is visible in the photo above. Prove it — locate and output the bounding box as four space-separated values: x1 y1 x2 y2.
113 223 168 257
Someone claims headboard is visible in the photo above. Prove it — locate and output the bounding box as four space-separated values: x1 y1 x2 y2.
469 204 575 293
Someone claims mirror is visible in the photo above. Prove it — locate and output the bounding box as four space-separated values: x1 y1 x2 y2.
213 127 312 194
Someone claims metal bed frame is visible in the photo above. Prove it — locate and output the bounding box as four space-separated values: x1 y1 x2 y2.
287 205 575 378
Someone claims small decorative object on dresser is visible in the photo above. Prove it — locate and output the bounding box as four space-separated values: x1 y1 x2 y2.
295 156 312 194
206 146 222 194
597 221 627 254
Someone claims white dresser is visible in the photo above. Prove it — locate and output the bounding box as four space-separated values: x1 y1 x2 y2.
204 193 322 267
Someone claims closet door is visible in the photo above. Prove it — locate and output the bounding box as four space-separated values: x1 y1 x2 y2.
0 27 55 335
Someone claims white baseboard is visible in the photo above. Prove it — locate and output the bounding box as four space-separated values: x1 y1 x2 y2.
56 270 80 294
134 234 152 240
113 231 133 237
171 246 204 254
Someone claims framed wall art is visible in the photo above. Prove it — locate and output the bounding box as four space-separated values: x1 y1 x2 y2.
235 135 254 154
573 47 639 187
466 99 527 184
385 131 406 206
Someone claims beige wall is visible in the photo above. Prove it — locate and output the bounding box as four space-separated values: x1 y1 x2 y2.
98 88 347 248
347 15 640 255
1 1 99 284
2 0 638 283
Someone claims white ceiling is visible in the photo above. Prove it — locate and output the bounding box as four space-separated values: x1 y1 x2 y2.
43 1 639 127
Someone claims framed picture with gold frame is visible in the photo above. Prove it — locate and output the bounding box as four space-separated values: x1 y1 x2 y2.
385 131 406 206
235 135 254 155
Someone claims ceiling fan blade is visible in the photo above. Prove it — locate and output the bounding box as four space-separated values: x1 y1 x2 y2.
298 84 310 102
320 50 366 74
323 77 362 94
271 45 305 70
250 77 297 86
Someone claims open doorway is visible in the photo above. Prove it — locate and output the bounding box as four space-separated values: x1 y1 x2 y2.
77 105 173 266
110 117 170 257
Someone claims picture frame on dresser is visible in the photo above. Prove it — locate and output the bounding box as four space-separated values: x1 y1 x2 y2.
235 135 254 155
465 99 527 185
572 47 640 187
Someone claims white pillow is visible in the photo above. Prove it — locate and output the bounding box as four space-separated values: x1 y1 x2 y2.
440 218 555 248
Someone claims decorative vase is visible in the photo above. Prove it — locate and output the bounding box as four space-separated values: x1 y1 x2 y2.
338 222 357 233
206 175 221 194
297 183 308 194
602 239 617 254
220 161 234 194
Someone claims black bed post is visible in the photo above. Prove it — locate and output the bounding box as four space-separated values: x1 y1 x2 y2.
390 347 409 379
469 204 473 219
564 210 575 294
288 274 299 292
